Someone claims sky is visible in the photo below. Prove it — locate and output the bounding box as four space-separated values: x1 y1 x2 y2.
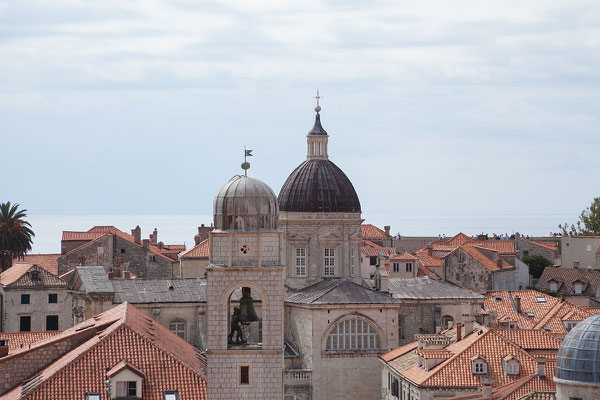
2 0 599 224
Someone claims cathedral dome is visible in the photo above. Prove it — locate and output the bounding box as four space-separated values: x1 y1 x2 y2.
213 175 279 232
278 104 361 213
555 313 600 384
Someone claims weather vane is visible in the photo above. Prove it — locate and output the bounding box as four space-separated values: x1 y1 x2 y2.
314 89 322 112
242 146 253 176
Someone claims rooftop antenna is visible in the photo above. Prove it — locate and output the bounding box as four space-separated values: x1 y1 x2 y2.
242 146 253 176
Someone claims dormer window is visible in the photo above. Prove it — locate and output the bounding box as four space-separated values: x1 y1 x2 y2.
564 321 578 332
85 394 101 400
472 356 488 375
503 356 520 376
107 361 144 399
30 272 40 281
549 281 558 292
573 281 583 295
164 391 180 400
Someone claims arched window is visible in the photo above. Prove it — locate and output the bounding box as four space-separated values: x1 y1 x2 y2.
326 318 381 351
169 320 186 339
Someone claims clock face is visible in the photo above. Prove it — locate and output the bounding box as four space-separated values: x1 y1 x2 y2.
240 244 250 254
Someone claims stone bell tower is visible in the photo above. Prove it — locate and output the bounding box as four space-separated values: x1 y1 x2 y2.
206 165 285 399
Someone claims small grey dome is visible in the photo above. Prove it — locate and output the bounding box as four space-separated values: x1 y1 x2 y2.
555 313 600 384
213 175 279 232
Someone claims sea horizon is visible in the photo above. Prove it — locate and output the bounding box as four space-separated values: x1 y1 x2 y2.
26 213 577 254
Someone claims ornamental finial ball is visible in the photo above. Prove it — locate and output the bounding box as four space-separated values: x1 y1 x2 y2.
315 105 321 113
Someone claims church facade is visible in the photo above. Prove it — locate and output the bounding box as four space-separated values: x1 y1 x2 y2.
205 103 402 400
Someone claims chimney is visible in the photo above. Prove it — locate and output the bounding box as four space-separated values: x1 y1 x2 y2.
456 323 462 341
375 251 389 293
514 296 522 313
0 339 8 357
560 294 565 302
536 357 547 379
149 228 158 244
464 320 474 336
123 270 131 279
481 376 493 397
142 239 150 249
497 255 503 269
384 226 391 236
131 225 141 245
195 224 215 245
427 243 433 256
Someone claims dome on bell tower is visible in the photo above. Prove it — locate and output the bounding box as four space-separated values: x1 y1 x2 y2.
213 175 279 232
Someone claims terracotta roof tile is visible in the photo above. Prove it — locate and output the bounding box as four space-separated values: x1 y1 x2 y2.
380 342 418 362
0 303 206 400
460 246 513 271
448 233 473 247
361 224 389 239
0 264 65 288
361 240 397 257
538 267 600 297
390 252 418 261
11 254 60 275
179 239 209 259
0 332 61 354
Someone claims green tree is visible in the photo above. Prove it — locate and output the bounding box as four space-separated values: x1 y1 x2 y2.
559 197 600 236
0 202 34 272
523 255 552 279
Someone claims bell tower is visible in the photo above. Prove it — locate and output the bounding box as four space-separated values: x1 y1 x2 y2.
206 162 285 399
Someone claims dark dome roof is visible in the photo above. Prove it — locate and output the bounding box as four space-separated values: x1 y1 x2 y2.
555 313 600 384
278 159 361 213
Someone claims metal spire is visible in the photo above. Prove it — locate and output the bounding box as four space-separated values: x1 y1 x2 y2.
314 89 322 112
241 146 252 176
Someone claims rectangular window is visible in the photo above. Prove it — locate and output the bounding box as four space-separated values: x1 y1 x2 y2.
324 248 335 276
164 391 179 400
458 253 465 262
149 255 157 262
587 244 592 252
522 249 529 257
370 257 377 266
85 394 101 400
127 381 137 396
393 263 400 272
46 315 59 331
240 366 250 385
20 316 31 332
48 293 58 303
295 248 306 276
21 294 30 304
406 262 413 273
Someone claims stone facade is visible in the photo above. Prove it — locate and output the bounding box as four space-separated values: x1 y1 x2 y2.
210 232 282 268
279 212 363 290
285 304 400 400
58 235 174 277
206 266 285 400
2 287 72 332
555 379 600 400
515 236 559 264
561 236 600 269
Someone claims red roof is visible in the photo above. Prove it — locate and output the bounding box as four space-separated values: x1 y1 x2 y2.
179 239 209 259
0 263 65 288
390 252 418 261
361 240 397 257
460 246 513 271
0 303 207 400
0 332 61 354
11 254 60 275
361 224 389 239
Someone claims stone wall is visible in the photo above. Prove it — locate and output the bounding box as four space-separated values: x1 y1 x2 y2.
210 232 283 268
58 235 114 275
444 249 493 291
397 303 435 344
515 237 557 263
133 303 206 347
2 288 72 332
177 258 209 278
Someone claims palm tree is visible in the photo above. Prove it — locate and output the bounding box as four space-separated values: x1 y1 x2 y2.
0 202 34 272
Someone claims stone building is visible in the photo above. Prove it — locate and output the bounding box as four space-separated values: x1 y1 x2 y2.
0 263 71 332
177 238 210 278
206 174 285 400
538 266 600 306
443 245 529 291
561 236 600 269
58 225 178 277
515 235 560 264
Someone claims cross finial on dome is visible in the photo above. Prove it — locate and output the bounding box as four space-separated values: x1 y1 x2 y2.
242 146 252 176
314 89 322 113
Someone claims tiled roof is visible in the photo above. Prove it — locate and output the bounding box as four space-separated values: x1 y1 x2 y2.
285 279 398 305
538 267 600 297
387 277 484 300
361 224 389 239
0 303 207 400
483 290 598 336
61 231 106 241
417 265 439 278
113 278 207 303
519 237 559 252
0 264 65 288
415 348 453 359
400 329 542 389
68 266 114 294
492 330 561 350
391 252 418 261
380 342 419 363
0 332 61 354
448 233 473 247
11 254 60 275
460 246 513 271
416 251 445 268
466 241 515 254
361 240 397 257
179 239 209 259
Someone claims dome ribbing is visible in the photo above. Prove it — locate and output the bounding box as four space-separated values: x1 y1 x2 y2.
555 313 600 384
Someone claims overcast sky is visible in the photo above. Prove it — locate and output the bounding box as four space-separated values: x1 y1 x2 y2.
2 0 599 220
